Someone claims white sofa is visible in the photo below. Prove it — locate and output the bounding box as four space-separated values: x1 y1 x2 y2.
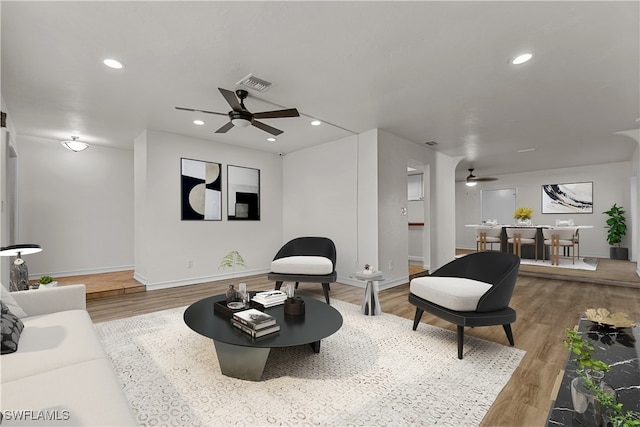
1 284 137 426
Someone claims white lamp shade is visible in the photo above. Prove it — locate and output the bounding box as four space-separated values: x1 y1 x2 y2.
61 139 89 152
231 118 251 128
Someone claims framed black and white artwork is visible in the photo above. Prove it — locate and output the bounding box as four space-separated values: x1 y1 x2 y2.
541 181 593 214
227 165 260 221
181 158 222 221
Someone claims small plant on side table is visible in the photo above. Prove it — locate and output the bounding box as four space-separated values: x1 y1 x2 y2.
564 328 640 426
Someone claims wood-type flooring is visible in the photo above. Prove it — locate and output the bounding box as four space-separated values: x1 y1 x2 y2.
62 256 639 426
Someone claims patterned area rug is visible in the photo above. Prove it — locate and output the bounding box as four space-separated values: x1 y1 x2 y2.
95 298 525 426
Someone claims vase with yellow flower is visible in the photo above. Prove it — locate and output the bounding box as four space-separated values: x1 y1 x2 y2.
514 207 533 226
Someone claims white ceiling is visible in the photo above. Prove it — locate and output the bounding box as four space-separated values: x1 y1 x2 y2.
2 1 639 181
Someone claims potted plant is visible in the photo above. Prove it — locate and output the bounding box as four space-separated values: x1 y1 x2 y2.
564 329 640 426
603 203 628 260
513 207 533 226
37 275 58 289
218 250 246 302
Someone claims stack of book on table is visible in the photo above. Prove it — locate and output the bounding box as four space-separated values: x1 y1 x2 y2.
252 290 287 308
231 308 280 338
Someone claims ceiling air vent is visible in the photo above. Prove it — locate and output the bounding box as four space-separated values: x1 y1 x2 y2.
424 140 438 146
236 74 273 92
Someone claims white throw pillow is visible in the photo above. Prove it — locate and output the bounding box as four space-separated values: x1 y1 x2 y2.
271 256 333 275
1 283 28 318
410 277 493 312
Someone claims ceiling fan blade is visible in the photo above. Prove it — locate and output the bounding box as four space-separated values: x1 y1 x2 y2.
175 106 227 116
218 88 242 111
215 121 235 134
474 177 499 182
253 108 300 119
252 120 283 136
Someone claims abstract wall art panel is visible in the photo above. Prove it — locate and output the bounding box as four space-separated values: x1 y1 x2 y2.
541 181 593 214
181 158 222 221
227 165 260 220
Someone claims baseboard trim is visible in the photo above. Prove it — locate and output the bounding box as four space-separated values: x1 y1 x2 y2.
144 268 271 291
30 265 135 281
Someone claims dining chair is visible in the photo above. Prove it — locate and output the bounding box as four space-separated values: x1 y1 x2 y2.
475 226 502 252
542 227 576 265
505 227 538 260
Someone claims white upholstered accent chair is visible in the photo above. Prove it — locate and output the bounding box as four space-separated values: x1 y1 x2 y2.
505 227 538 260
409 252 520 359
542 227 577 265
267 237 337 304
475 226 502 252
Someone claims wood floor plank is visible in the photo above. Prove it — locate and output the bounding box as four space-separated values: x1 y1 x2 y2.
78 261 639 427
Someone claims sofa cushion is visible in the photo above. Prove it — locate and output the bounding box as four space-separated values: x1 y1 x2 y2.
1 359 137 426
271 256 333 275
1 283 28 318
1 310 108 383
1 301 25 354
410 277 493 312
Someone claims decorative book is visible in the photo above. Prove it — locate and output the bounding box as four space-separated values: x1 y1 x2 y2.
233 308 277 329
252 290 287 308
231 319 280 338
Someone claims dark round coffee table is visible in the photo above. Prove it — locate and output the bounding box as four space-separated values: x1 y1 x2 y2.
184 294 343 381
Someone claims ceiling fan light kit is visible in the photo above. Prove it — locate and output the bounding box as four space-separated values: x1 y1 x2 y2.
176 87 299 138
465 168 498 186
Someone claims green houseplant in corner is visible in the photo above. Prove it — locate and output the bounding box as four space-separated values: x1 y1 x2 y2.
603 203 628 260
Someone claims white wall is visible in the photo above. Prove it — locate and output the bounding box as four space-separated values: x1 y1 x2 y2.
376 130 456 280
134 130 283 289
17 135 134 277
455 161 632 259
282 134 360 284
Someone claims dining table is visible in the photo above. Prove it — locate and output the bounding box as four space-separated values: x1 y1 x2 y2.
466 224 594 260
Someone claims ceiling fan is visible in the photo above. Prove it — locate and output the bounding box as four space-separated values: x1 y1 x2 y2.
465 168 498 186
176 88 300 136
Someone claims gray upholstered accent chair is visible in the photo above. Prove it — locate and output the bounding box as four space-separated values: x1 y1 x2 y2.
408 252 520 359
267 237 337 304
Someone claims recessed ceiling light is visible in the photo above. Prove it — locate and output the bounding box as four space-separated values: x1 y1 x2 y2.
310 120 322 126
267 137 277 142
517 148 536 153
103 58 124 69
193 120 205 126
511 53 533 65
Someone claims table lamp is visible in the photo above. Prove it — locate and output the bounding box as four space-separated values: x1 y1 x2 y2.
0 244 43 292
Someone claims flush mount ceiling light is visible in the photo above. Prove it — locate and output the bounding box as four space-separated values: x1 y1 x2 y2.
267 137 277 142
61 136 89 152
103 58 124 69
193 120 205 126
310 120 322 126
511 53 533 65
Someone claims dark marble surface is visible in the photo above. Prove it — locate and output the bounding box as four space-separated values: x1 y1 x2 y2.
546 318 640 426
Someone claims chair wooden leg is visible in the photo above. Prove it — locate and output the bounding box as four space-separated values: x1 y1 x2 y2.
412 308 424 330
321 283 330 304
457 325 464 359
503 324 515 346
